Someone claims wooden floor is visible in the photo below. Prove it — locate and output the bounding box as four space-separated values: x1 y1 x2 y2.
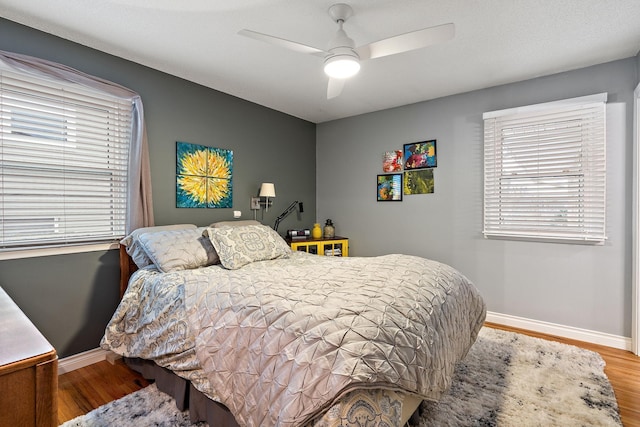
57 358 150 424
58 324 640 426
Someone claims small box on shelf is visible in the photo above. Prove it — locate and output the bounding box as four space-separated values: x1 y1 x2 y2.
287 229 310 240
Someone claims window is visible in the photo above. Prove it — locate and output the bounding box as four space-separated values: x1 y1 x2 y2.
0 66 133 251
483 93 607 243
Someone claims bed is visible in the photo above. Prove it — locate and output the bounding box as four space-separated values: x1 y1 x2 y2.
101 221 486 426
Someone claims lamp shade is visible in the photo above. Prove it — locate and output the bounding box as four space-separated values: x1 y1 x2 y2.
259 183 276 198
324 54 360 79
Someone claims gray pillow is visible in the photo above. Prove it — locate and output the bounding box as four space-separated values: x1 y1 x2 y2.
120 224 197 268
137 227 218 273
204 224 291 270
209 219 262 228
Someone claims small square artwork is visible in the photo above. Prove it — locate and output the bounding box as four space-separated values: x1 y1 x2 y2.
176 141 233 208
377 174 403 201
382 150 403 172
404 169 434 195
403 140 437 170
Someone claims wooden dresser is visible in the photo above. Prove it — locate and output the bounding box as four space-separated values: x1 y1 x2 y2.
0 287 58 427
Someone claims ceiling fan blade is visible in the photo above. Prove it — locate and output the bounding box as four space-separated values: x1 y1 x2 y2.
238 29 326 57
355 23 454 60
327 78 345 99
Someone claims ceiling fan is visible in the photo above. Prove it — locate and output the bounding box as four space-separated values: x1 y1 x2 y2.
238 3 454 99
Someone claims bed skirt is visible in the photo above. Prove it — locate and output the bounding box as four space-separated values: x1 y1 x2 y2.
124 357 425 426
124 357 240 427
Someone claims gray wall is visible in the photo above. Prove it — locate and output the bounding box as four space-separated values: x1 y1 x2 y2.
316 58 636 338
0 18 316 357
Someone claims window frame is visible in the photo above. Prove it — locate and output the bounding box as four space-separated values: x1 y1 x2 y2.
0 62 134 258
482 93 607 244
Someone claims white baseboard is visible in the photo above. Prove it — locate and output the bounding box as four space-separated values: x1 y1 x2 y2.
57 313 631 375
486 311 632 351
58 348 117 375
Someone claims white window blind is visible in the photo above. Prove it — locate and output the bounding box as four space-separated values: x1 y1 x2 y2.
483 93 607 243
0 68 132 251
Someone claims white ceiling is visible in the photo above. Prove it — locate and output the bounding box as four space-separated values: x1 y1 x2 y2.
1 0 639 123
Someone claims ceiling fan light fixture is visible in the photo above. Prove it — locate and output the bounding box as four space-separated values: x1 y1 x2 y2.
324 54 360 79
239 3 455 99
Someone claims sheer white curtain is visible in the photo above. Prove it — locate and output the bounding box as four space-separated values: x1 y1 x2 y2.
0 49 154 233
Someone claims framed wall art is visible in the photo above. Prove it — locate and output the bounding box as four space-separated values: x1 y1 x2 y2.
382 150 403 172
403 139 437 170
176 141 233 208
404 169 434 195
377 174 403 201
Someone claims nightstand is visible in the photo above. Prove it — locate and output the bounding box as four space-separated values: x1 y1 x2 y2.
287 236 349 257
0 287 58 427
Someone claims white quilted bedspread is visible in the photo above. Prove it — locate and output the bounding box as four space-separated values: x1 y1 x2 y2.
185 252 486 427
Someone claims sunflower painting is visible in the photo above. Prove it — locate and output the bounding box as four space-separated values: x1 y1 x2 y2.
176 142 233 208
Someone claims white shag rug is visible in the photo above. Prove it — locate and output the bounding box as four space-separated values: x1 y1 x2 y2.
60 327 622 427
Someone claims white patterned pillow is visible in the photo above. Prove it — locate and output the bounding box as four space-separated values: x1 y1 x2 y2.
137 227 219 273
120 224 197 268
204 224 291 270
